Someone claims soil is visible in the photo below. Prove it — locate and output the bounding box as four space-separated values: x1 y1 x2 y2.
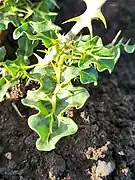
1 0 135 179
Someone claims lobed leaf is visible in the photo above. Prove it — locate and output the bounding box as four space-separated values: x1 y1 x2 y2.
122 40 135 54
38 115 78 151
56 85 90 114
77 36 121 73
22 78 89 151
13 22 59 47
62 66 79 83
17 36 39 58
79 66 98 84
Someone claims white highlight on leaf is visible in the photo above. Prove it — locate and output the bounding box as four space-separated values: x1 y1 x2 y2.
34 46 56 65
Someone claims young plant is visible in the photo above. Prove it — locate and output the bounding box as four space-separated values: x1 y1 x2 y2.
0 0 135 151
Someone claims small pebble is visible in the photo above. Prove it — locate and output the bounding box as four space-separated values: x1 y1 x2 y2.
118 151 125 156
5 152 12 160
96 160 115 177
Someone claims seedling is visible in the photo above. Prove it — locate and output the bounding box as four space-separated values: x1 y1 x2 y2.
0 0 135 151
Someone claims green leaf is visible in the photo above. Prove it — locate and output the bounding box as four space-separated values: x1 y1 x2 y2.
78 55 95 69
62 66 79 83
22 90 53 150
13 22 58 47
76 36 103 53
2 57 28 78
0 77 17 102
0 77 9 102
22 88 52 114
30 66 56 94
17 36 39 58
96 46 120 73
30 20 60 33
56 85 90 114
22 84 89 151
80 66 98 84
28 113 50 150
123 41 135 54
0 24 6 30
78 42 120 73
0 56 30 102
0 4 20 30
13 23 32 40
36 115 78 151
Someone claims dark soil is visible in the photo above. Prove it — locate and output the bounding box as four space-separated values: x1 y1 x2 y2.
1 0 135 179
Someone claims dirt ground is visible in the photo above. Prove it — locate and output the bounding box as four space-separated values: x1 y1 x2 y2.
1 0 135 179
